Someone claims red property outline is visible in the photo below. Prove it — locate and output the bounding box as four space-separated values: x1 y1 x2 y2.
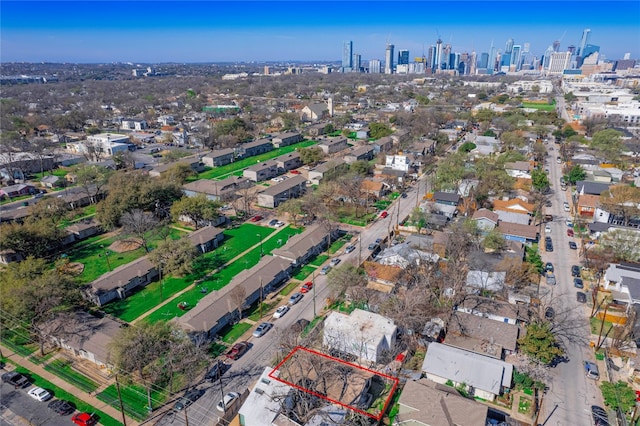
269 346 399 420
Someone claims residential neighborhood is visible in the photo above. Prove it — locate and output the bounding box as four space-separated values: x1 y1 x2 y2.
2 47 640 426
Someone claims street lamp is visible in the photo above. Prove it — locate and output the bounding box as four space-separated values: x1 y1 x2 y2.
100 245 112 271
256 233 264 257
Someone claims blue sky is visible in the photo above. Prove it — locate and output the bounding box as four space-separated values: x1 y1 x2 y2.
2 1 639 63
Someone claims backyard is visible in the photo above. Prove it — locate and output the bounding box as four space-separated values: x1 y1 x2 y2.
97 382 168 421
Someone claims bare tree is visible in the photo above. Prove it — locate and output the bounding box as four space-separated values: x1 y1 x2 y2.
229 285 247 323
120 209 162 253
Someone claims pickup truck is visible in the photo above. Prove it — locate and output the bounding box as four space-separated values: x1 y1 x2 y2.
1 371 30 388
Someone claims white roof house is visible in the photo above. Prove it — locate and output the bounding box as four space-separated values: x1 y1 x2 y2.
237 367 292 426
466 270 506 292
323 309 397 363
421 343 513 401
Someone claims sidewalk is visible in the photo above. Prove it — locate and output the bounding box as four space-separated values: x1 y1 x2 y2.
1 343 137 426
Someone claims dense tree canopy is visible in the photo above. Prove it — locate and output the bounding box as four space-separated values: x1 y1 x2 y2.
518 322 564 365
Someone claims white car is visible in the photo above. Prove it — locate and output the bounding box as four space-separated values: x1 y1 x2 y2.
545 224 552 233
216 391 240 412
563 202 570 212
275 221 285 227
28 387 52 402
273 305 290 319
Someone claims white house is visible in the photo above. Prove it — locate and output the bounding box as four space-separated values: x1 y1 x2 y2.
421 343 513 401
69 133 132 158
237 367 292 426
466 270 506 292
385 154 410 172
323 309 397 363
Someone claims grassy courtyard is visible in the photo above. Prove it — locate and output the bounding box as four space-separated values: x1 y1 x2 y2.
67 227 187 284
97 382 168 421
191 140 317 181
142 225 303 323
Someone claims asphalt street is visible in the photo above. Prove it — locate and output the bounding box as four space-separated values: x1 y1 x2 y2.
154 178 427 426
537 134 603 426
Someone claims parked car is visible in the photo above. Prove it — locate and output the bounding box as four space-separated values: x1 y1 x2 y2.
546 273 556 285
205 361 225 382
545 242 554 252
1 371 30 388
566 218 573 227
563 202 570 212
401 193 408 198
216 391 240 412
329 258 341 267
545 262 554 272
574 278 584 288
591 405 609 426
174 389 204 411
380 211 389 219
320 265 331 275
375 238 382 244
556 156 562 164
367 243 377 250
300 282 313 293
250 215 263 222
545 224 552 233
344 245 356 254
567 228 574 237
290 170 301 174
268 219 278 226
275 221 285 227
289 292 303 305
226 342 249 360
72 413 98 426
273 305 290 319
545 307 555 319
48 399 74 416
252 322 273 338
585 361 600 380
571 265 581 277
569 241 578 250
576 292 587 303
28 387 52 402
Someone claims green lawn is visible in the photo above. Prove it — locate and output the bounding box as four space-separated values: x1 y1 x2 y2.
1 329 37 356
279 280 300 296
143 225 303 323
219 322 252 343
68 227 188 284
189 140 317 181
308 255 328 267
32 168 71 180
248 301 278 321
11 364 121 426
294 265 317 280
97 383 167 421
44 359 99 393
521 101 556 111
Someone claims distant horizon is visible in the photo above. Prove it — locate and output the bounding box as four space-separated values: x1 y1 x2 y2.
2 1 639 64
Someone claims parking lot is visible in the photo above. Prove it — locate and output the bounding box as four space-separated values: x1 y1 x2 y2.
0 381 71 426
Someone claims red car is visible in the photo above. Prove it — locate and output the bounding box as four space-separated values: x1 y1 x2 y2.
250 215 263 222
300 282 313 293
226 341 249 360
72 413 98 426
290 170 301 175
567 228 574 237
380 211 388 219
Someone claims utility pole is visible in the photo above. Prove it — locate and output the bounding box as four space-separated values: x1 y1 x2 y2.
259 277 263 319
115 374 127 426
183 405 189 426
312 270 317 317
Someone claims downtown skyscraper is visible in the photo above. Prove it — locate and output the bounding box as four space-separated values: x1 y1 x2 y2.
385 43 394 74
342 41 353 73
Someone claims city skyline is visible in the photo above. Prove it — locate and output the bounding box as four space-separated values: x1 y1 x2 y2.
1 1 639 64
